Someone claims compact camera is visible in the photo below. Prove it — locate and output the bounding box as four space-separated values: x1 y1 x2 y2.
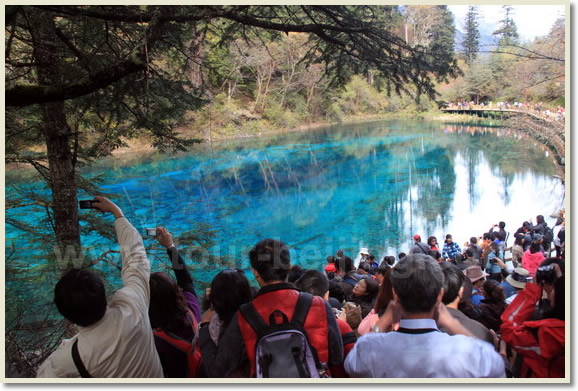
535 264 557 285
146 228 157 236
79 200 97 209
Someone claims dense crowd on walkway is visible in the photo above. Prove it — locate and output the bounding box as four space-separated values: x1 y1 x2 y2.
447 100 565 122
37 197 565 379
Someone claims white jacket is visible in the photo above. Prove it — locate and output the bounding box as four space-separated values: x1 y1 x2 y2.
37 217 163 378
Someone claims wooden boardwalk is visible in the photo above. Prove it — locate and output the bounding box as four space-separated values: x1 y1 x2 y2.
441 107 566 175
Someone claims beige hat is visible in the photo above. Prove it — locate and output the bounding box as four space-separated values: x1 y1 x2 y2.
464 265 489 283
506 268 530 289
359 248 369 255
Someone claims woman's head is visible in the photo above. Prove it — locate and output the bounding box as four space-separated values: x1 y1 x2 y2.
427 236 438 246
149 272 189 330
530 241 541 254
374 269 394 313
482 279 505 307
210 268 253 327
353 276 379 298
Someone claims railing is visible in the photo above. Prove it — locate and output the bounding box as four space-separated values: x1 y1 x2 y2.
442 107 566 175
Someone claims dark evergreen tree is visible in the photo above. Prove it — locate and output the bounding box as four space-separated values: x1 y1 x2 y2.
429 6 459 81
462 6 481 64
493 5 519 45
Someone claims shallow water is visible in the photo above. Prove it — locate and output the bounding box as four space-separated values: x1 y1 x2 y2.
5 119 565 310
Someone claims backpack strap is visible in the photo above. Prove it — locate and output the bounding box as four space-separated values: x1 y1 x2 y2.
71 340 92 378
240 302 268 336
291 292 313 325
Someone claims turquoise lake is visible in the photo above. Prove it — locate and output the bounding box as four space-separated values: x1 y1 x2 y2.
5 119 565 317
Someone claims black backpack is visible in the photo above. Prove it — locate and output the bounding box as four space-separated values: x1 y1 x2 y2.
239 292 328 378
543 225 554 245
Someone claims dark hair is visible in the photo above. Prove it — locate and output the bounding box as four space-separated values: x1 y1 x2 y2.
391 254 443 314
210 269 253 327
382 255 395 266
288 265 305 283
376 264 391 276
427 236 437 246
490 241 500 252
368 254 375 262
328 279 346 303
149 272 189 330
465 249 474 258
440 262 465 305
514 233 524 246
326 255 335 264
499 221 506 229
362 276 379 298
398 252 406 261
445 234 452 240
483 279 506 309
543 277 564 320
336 249 344 258
536 215 545 224
529 241 541 254
540 257 565 275
295 269 329 298
483 232 492 241
357 262 371 273
249 239 291 283
54 269 107 327
470 236 478 245
374 269 393 313
335 256 354 273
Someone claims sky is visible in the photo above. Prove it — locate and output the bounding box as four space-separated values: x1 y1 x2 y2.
448 5 566 42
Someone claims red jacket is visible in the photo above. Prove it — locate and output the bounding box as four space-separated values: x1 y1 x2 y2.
237 284 335 377
521 250 545 276
500 283 565 378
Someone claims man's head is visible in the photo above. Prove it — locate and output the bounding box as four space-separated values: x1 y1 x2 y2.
295 269 329 299
335 256 354 274
390 254 444 315
249 239 291 284
464 266 488 289
465 249 474 259
357 261 371 274
445 234 453 244
499 221 506 229
413 234 421 243
54 268 107 327
536 215 545 225
439 262 465 305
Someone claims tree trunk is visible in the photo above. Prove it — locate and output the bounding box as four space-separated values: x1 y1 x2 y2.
187 27 205 89
30 9 81 269
305 84 316 112
260 60 275 113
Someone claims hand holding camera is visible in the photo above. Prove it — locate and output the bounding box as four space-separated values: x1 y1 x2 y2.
155 227 175 248
82 196 124 219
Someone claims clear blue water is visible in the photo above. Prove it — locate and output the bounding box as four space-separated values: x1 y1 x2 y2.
5 119 565 320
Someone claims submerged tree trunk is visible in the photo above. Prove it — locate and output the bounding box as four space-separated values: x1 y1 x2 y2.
30 9 81 268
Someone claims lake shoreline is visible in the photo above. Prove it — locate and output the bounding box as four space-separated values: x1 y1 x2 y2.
3 112 470 173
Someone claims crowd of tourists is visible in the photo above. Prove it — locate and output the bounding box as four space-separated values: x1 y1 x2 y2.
446 100 565 122
36 197 565 379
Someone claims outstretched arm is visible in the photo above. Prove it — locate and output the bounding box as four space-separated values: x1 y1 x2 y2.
92 196 150 299
156 226 200 321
